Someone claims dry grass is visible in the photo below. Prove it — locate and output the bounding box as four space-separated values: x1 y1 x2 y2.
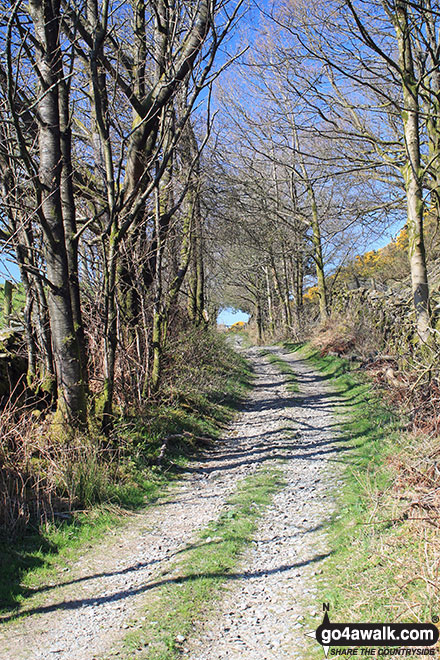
0 394 64 538
362 431 440 624
311 309 440 436
310 313 383 359
390 432 440 527
0 390 126 539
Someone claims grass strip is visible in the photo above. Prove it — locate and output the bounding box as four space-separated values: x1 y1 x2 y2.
117 467 285 660
260 349 299 392
283 342 439 648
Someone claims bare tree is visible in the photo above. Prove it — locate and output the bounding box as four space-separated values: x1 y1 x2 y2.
0 0 243 431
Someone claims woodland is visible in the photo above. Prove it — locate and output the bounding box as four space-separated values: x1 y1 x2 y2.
1 0 440 571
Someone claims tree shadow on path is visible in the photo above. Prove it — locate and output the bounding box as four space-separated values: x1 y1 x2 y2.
0 552 333 624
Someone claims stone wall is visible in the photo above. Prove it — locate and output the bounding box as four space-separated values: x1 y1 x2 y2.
330 286 415 354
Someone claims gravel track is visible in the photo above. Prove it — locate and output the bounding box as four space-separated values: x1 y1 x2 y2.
0 346 345 660
185 346 345 660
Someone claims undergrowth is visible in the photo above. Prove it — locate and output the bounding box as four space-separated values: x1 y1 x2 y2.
283 342 440 656
312 309 440 437
0 328 251 615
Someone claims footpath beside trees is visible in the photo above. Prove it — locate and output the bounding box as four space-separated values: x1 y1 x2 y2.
4 0 436 414
1 0 440 537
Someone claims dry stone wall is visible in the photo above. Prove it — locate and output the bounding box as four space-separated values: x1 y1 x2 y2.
330 286 416 354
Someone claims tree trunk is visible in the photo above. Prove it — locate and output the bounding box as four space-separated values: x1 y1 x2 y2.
281 243 292 329
185 122 205 326
394 0 431 342
151 167 165 393
29 0 87 428
101 238 118 434
264 266 275 335
256 299 263 344
292 118 328 322
3 281 12 325
270 256 289 331
194 206 206 325
420 0 440 218
290 252 303 332
308 185 328 321
59 76 88 387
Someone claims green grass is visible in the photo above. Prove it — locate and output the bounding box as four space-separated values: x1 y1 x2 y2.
282 342 439 655
116 467 285 660
0 281 25 327
0 333 252 618
260 348 299 392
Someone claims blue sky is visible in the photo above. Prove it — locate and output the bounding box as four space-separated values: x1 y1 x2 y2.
217 307 250 326
0 260 20 284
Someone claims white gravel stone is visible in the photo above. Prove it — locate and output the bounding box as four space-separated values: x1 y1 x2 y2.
0 346 343 660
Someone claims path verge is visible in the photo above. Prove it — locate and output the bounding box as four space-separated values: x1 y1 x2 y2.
284 342 440 656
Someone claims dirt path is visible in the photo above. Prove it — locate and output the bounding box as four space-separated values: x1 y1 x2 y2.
0 346 345 660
